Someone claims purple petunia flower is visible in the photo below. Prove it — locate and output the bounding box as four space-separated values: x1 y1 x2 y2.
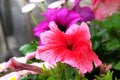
72 0 95 22
34 8 80 37
33 0 95 38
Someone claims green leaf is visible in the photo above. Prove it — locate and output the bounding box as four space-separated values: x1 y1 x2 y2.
103 39 120 53
113 61 120 70
47 75 56 80
19 40 38 55
20 75 28 80
95 70 113 80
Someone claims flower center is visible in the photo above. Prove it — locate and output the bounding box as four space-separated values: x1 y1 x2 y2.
67 43 74 50
57 24 66 32
10 77 17 80
0 66 2 70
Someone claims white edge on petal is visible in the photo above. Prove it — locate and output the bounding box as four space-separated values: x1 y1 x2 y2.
13 57 27 63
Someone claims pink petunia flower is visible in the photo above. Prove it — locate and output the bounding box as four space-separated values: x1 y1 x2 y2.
0 57 27 73
7 58 41 74
34 21 102 74
0 70 39 80
91 0 120 20
0 62 7 72
25 52 36 60
0 72 20 80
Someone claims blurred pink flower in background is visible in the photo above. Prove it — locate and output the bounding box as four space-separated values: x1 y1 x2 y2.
0 62 7 73
7 58 41 73
91 0 120 20
0 72 20 80
0 70 39 80
0 57 27 73
72 0 95 22
0 57 54 80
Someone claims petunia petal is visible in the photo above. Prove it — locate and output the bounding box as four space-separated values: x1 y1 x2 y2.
74 6 95 22
33 21 50 37
40 21 65 44
66 22 91 40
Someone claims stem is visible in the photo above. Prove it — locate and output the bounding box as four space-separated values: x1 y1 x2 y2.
64 64 69 80
74 68 80 80
29 12 38 26
36 3 46 12
64 0 69 9
65 0 68 6
56 62 61 80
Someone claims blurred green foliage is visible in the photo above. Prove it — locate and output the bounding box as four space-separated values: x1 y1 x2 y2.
95 70 115 80
90 13 120 79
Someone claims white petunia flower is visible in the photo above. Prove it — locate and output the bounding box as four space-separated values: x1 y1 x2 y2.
29 0 44 3
48 0 65 8
21 3 36 13
69 0 75 2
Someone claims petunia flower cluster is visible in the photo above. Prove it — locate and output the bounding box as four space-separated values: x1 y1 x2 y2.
0 0 107 79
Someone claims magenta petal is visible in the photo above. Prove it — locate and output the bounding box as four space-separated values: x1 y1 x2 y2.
62 11 80 27
72 0 95 22
42 8 59 20
33 21 50 37
54 8 80 31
